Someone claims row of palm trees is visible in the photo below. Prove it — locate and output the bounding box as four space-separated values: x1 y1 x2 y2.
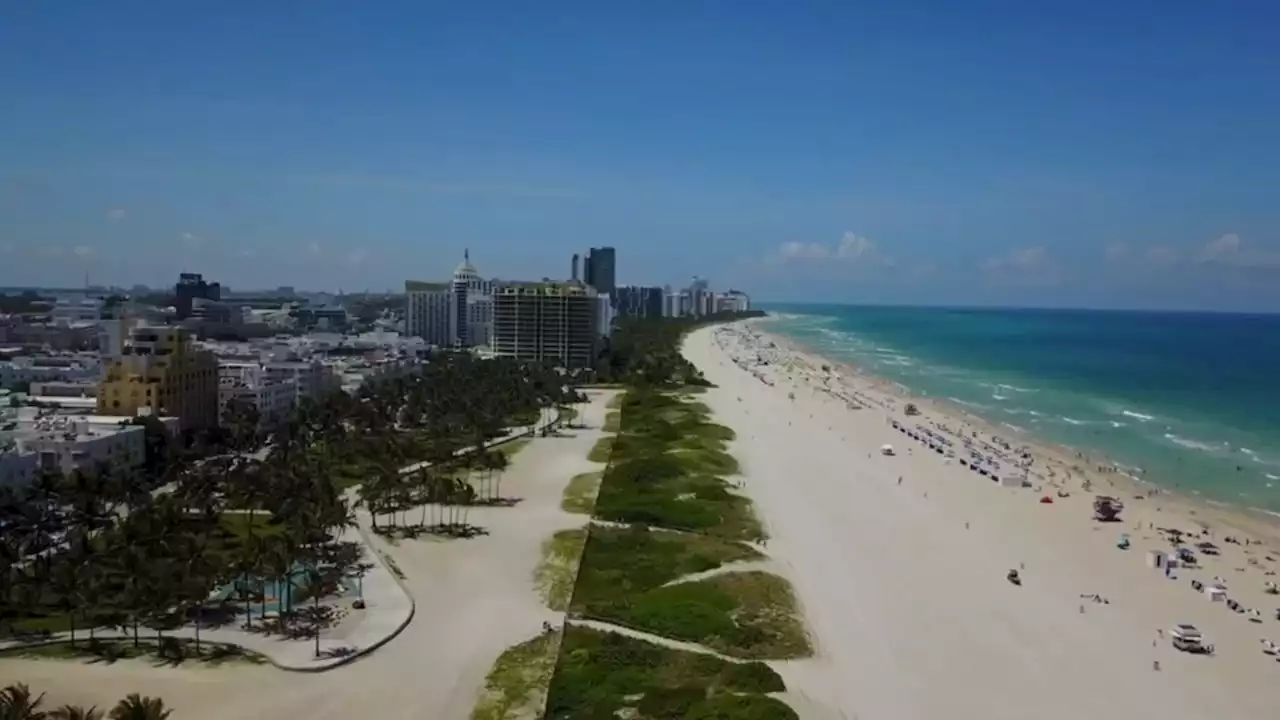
1 350 581 659
1 683 169 720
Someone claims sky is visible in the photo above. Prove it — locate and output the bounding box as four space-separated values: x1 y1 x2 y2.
1 1 1278 311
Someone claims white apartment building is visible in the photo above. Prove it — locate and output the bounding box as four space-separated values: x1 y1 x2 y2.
0 355 101 388
406 251 497 348
405 281 457 347
1 408 148 487
51 297 103 326
596 293 615 338
0 445 38 489
264 359 337 404
218 362 298 428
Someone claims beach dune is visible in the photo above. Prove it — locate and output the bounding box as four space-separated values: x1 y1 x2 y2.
683 323 1280 720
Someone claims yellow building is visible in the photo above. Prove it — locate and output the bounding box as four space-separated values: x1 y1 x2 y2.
96 325 219 431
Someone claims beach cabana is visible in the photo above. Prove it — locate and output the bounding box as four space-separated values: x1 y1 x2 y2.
999 474 1023 488
880 444 895 456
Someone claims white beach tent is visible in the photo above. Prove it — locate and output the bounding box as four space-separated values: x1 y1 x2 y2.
999 474 1023 488
880 444 895 456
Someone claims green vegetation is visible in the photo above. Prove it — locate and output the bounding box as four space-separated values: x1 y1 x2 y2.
2 350 583 661
2 682 175 719
591 311 764 388
561 472 603 515
471 630 561 720
571 529 806 659
593 390 760 540
573 526 761 600
545 626 796 720
535 530 588 611
586 437 615 463
545 313 806 716
0 637 266 666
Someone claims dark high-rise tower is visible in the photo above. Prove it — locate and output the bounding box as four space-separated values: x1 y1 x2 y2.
583 247 616 295
571 253 580 282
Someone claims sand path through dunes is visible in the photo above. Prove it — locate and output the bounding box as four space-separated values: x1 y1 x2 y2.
0 392 615 720
683 325 1279 720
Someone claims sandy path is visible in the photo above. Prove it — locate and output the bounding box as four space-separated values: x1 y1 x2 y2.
0 392 614 719
683 325 1280 720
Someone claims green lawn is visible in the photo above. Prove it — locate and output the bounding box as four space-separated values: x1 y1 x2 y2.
471 630 561 720
544 625 795 720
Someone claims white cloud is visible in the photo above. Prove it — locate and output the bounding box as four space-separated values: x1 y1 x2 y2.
72 245 94 258
346 248 369 266
777 241 829 261
306 240 324 257
238 249 257 259
835 232 876 261
983 246 1049 272
1198 233 1239 263
105 208 127 222
1144 245 1180 265
181 231 203 248
774 231 887 266
1104 243 1129 262
1195 233 1280 269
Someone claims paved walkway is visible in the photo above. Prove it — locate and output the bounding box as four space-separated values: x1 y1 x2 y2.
0 415 553 671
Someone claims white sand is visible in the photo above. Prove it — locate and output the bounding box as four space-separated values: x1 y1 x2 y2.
0 391 615 720
683 323 1280 720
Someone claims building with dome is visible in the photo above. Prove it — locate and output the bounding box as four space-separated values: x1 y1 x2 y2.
451 250 495 348
404 250 495 349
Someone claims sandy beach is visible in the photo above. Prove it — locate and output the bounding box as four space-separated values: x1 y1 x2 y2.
683 322 1280 719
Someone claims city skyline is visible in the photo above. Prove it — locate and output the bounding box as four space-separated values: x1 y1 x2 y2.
2 3 1278 311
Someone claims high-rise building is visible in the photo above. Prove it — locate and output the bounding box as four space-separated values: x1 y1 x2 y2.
571 253 580 283
613 285 665 319
404 280 456 347
492 283 599 368
451 250 494 347
582 247 616 295
174 273 221 320
96 325 219 430
404 251 495 348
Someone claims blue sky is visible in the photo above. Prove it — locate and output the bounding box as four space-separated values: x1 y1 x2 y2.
1 1 1278 310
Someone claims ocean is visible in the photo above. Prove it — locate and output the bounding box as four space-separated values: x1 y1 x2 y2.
761 304 1280 514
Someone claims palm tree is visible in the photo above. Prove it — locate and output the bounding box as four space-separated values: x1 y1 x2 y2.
50 705 103 720
0 683 47 719
106 694 171 720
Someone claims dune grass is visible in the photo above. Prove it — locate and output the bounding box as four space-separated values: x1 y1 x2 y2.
591 390 761 541
544 625 795 720
586 436 615 463
472 630 561 720
602 411 621 433
562 471 603 515
535 529 589 611
571 528 807 659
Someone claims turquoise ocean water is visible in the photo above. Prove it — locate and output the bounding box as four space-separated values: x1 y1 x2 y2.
762 304 1280 514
